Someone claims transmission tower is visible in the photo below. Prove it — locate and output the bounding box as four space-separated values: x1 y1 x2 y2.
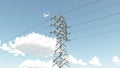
51 16 70 68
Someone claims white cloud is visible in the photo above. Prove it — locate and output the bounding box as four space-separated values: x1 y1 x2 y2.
0 32 56 57
0 40 1 45
89 56 102 66
112 56 120 64
0 43 25 56
43 12 50 18
68 55 87 66
19 55 88 68
19 60 56 68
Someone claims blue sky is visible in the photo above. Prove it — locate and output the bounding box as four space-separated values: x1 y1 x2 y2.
0 0 120 68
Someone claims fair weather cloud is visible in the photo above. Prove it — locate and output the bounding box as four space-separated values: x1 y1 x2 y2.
19 55 105 68
0 43 25 56
69 55 87 66
0 32 56 57
112 56 120 64
19 60 54 68
89 56 103 66
19 55 87 68
43 12 50 18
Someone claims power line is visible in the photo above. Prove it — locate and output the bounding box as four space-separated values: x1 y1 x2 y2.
71 20 120 33
60 0 101 15
35 25 50 34
68 1 120 21
72 28 120 40
70 11 120 27
2 19 50 43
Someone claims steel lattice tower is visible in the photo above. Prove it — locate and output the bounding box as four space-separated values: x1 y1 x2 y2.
51 16 70 68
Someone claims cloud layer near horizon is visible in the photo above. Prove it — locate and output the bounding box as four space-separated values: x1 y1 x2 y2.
89 56 102 66
19 60 54 68
112 56 120 64
19 55 87 68
19 55 104 68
